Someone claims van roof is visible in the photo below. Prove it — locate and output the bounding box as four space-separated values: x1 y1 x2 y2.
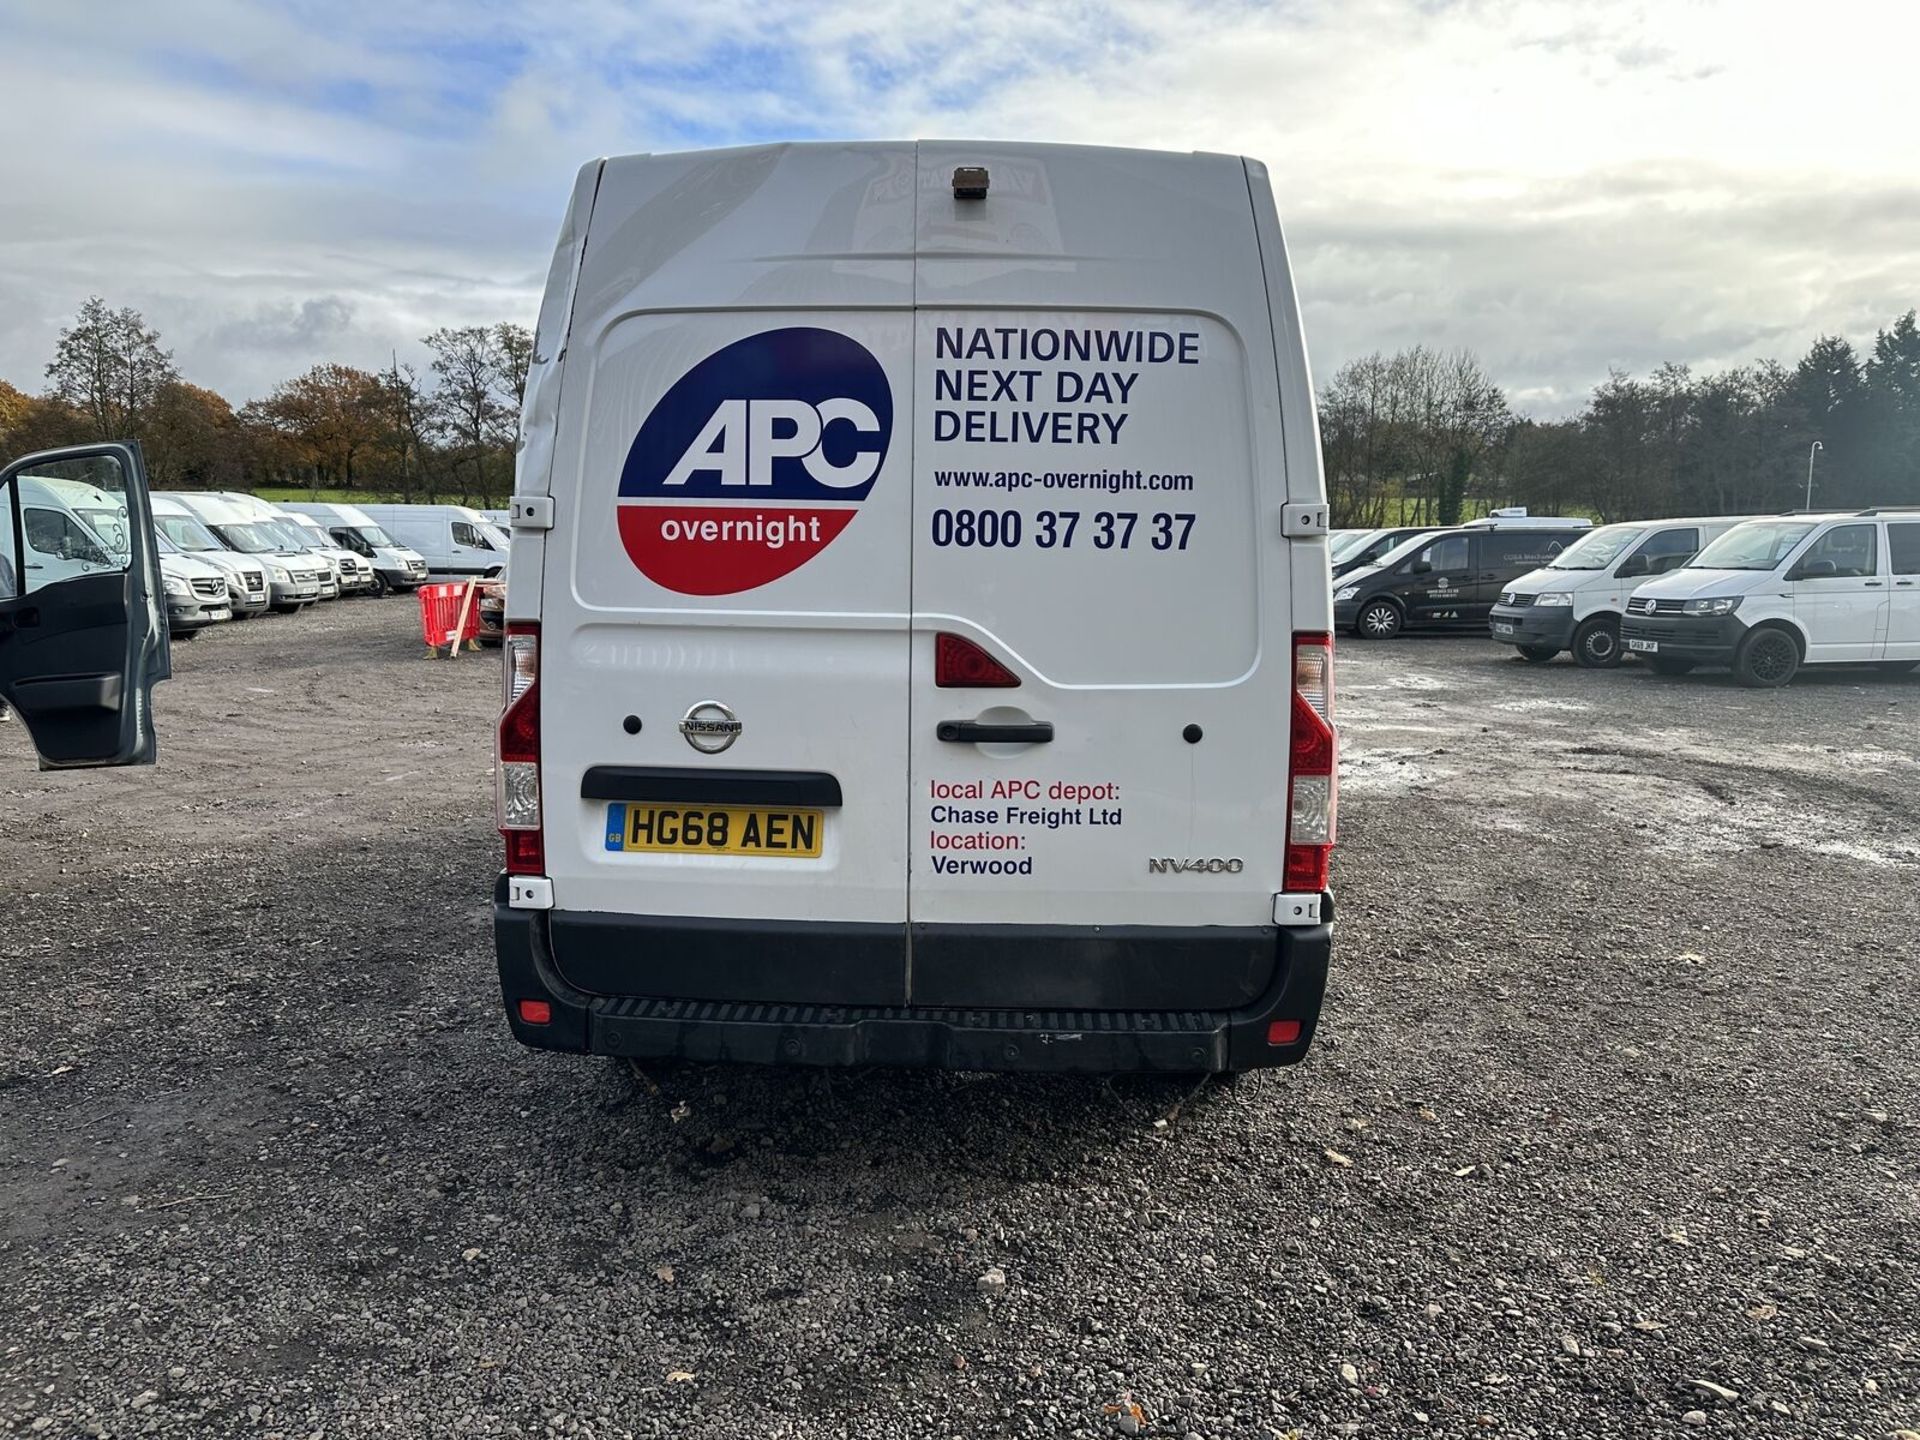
1459 515 1593 530
1769 506 1920 519
158 491 256 524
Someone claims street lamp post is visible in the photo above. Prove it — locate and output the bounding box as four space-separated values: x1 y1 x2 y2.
1806 440 1824 509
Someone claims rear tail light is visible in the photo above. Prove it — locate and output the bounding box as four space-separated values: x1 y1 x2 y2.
496 622 543 875
935 632 1020 687
1284 631 1337 893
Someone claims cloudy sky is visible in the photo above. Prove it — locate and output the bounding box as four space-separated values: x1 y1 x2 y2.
1 0 1912 415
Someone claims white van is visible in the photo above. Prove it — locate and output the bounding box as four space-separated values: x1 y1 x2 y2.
1621 509 1920 686
280 501 428 593
149 495 272 618
14 476 127 588
153 530 233 635
357 504 508 580
159 492 327 611
489 141 1337 1074
1487 516 1754 668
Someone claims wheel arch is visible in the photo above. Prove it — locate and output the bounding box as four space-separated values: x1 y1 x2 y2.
1744 616 1807 658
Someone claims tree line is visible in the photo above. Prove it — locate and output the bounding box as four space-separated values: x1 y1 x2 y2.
2 296 1915 521
0 297 532 505
1320 309 1918 526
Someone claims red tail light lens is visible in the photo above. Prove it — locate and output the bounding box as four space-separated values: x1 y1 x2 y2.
517 998 552 1025
497 623 543 876
1284 631 1336 893
935 632 1020 687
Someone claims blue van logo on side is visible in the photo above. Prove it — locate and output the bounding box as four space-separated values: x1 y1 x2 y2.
617 328 893 595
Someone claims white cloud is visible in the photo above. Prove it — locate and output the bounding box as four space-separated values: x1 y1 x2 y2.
0 0 1912 414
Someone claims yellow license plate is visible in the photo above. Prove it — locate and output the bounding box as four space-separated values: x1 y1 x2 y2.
604 803 823 858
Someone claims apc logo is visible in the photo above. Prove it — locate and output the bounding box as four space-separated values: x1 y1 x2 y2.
617 328 892 595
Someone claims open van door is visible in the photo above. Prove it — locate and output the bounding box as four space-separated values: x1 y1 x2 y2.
0 443 170 767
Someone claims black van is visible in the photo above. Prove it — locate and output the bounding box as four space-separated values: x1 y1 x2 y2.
1334 523 1589 639
1331 526 1442 579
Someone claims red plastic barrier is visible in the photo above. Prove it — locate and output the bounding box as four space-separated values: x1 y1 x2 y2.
417 581 483 650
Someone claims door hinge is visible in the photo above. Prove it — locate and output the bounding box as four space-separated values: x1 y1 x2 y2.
1281 503 1330 538
508 876 554 910
511 497 554 531
1273 892 1324 926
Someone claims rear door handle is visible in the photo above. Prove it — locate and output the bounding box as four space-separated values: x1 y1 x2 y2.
1865 581 1883 587
937 720 1053 744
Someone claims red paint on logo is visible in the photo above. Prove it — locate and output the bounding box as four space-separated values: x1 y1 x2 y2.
617 505 858 596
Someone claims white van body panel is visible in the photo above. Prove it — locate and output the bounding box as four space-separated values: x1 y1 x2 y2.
359 504 508 579
506 140 1333 1034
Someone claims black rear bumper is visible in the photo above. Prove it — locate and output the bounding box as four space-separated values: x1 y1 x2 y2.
492 877 1332 1073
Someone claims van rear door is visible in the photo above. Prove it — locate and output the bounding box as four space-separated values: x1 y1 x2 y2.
905 143 1297 1011
537 145 918 1005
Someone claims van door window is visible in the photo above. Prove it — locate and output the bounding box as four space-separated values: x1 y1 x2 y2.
451 521 492 550
1413 535 1469 572
1887 523 1920 574
1791 524 1877 579
24 507 115 584
1623 527 1698 577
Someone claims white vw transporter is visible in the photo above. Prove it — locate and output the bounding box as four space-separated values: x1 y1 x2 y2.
492 142 1338 1073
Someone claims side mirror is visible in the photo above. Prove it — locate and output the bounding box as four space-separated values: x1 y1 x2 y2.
0 443 170 768
1410 559 1432 575
1615 557 1647 579
1790 558 1838 580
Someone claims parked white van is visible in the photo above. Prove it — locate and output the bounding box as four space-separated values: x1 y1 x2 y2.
160 492 326 611
153 529 233 635
280 501 429 593
14 476 127 588
1487 516 1754 668
357 504 508 580
489 141 1337 1074
149 495 272 618
1621 509 1920 686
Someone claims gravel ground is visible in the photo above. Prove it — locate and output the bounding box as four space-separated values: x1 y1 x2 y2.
3 604 1917 1440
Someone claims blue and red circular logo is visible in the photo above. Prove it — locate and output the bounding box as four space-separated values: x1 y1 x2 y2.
617 327 892 595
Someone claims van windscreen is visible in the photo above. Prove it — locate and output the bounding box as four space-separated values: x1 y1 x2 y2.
1366 532 1435 572
156 515 222 552
1691 521 1815 571
1547 525 1644 569
212 523 280 554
